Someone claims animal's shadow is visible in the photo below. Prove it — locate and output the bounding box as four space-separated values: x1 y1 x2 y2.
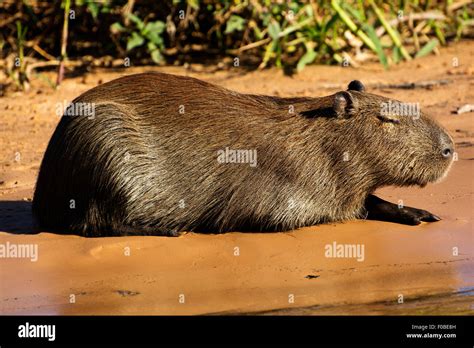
0 201 38 234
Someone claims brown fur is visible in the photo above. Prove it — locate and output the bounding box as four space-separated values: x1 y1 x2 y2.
32 72 454 236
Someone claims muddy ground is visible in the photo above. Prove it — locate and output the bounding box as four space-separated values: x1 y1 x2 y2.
0 41 473 315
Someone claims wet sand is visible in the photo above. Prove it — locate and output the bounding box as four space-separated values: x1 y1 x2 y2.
0 41 473 315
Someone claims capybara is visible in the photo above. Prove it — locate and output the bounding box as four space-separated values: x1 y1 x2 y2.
32 73 454 236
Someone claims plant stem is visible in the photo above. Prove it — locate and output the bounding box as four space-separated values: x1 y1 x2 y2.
331 0 377 52
57 0 71 86
368 0 412 60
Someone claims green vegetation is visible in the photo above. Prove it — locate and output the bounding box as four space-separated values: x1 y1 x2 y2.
0 0 472 88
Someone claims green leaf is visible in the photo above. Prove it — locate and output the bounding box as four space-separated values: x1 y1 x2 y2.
144 21 165 46
304 4 313 17
127 13 145 31
297 47 317 72
268 21 281 40
252 24 263 40
342 2 363 22
150 50 163 64
392 46 401 64
100 6 111 14
144 21 165 35
146 32 164 47
331 0 376 52
321 13 338 37
260 40 277 68
363 23 388 69
126 32 145 51
415 39 438 59
87 2 99 19
225 15 245 34
110 22 125 34
433 24 446 46
148 42 163 64
187 0 199 10
368 0 411 61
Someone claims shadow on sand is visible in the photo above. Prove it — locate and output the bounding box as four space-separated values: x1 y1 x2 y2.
0 201 37 234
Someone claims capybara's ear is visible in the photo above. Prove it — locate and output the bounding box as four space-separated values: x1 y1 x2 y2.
334 91 358 118
299 91 358 119
347 80 365 92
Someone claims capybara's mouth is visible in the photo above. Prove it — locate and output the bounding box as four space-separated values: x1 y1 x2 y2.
419 157 454 187
403 156 453 188
432 159 454 184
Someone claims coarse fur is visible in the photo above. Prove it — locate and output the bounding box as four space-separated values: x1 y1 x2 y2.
32 72 454 236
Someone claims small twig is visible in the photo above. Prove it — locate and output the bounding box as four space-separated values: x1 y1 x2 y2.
56 0 71 86
409 14 420 52
0 12 22 27
315 79 451 90
375 12 447 37
238 16 315 54
372 79 451 89
341 52 360 68
26 59 82 76
237 37 271 53
122 0 135 26
449 0 473 12
32 44 56 61
453 104 474 115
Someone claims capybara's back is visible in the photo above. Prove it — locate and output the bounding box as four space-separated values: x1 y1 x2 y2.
33 72 313 236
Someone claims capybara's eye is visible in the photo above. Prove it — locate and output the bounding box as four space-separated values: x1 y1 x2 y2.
377 115 400 124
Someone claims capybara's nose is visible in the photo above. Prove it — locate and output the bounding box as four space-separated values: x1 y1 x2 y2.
440 133 454 159
442 146 453 158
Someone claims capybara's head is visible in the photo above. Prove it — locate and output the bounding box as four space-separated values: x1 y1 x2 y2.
321 81 454 188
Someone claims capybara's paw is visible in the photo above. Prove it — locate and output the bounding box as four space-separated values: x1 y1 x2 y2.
397 207 441 225
365 195 442 226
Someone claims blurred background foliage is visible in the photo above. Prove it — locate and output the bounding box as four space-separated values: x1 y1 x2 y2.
1 0 473 88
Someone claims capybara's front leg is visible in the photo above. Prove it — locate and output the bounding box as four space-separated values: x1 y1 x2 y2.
364 194 441 225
